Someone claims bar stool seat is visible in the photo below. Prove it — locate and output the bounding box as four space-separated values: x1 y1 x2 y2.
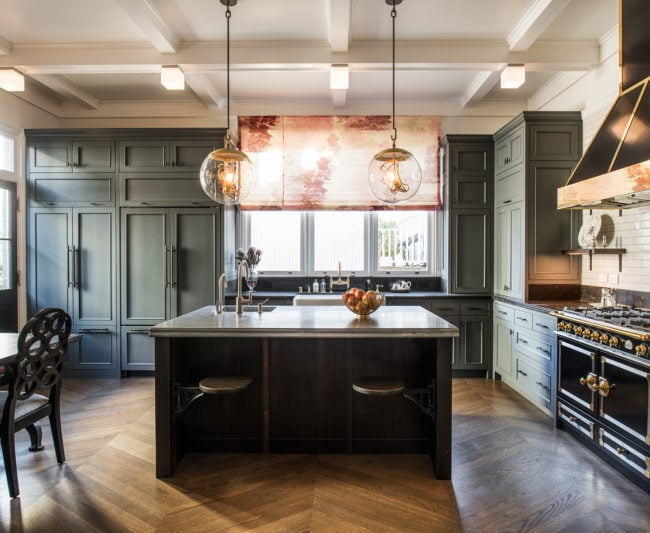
352 376 405 396
199 376 253 394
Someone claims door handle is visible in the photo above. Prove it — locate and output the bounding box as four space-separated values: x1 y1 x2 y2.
73 246 80 288
164 245 171 288
171 246 177 288
77 328 111 333
129 329 150 335
67 245 74 287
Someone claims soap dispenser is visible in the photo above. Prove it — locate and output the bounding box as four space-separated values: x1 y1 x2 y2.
313 279 319 293
320 279 326 293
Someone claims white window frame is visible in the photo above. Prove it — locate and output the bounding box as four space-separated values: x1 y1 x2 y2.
238 210 437 278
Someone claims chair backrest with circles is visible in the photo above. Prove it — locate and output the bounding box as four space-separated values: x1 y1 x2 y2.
13 307 71 400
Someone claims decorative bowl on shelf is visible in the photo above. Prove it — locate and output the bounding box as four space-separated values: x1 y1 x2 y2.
342 288 384 318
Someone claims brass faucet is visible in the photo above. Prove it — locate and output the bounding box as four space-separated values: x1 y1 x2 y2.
216 272 227 314
329 260 350 292
236 260 253 314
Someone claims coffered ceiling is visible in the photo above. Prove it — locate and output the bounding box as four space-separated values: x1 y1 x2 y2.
0 0 617 119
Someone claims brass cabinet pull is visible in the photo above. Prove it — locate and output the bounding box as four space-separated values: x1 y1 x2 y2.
568 416 578 423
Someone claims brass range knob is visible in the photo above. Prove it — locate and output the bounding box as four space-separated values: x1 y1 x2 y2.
599 333 609 345
636 343 648 356
597 377 614 397
582 328 592 339
579 372 599 391
609 336 619 348
574 326 583 336
590 331 600 342
558 321 567 331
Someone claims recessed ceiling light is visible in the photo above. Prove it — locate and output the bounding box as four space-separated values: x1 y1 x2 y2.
161 66 185 90
501 64 525 89
0 68 25 92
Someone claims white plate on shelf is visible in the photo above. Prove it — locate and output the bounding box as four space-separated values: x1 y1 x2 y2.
578 214 602 248
389 288 411 293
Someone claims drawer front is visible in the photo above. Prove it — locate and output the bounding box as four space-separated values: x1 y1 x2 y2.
532 312 556 335
599 428 650 481
459 301 490 316
516 330 553 366
558 401 595 440
514 308 532 329
31 174 114 205
515 353 552 406
121 174 212 206
428 302 460 316
494 301 514 322
496 166 523 206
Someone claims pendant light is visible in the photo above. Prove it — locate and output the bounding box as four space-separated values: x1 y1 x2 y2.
200 0 255 205
367 0 421 205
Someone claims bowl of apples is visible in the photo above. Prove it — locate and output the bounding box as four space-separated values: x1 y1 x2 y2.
342 287 384 318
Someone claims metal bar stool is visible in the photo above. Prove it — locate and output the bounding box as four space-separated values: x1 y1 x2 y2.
352 376 436 420
173 376 253 414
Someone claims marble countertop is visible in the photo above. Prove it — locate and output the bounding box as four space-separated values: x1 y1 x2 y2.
149 305 459 339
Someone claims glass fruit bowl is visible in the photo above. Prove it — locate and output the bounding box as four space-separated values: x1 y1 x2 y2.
342 288 384 318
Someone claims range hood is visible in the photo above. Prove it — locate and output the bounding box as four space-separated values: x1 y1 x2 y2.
557 0 650 210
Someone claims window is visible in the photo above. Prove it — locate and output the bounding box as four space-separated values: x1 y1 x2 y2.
0 132 14 173
240 210 435 276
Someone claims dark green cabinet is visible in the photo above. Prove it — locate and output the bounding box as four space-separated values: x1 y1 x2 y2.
441 135 493 295
29 141 115 173
28 207 118 376
120 207 222 371
119 140 217 172
493 112 582 301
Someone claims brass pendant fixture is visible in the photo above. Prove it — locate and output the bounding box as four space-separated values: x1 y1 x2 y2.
199 0 255 205
367 0 422 205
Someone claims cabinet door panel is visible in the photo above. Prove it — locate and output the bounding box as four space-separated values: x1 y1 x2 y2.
29 209 71 314
119 141 168 172
494 207 510 297
527 161 581 281
29 142 71 173
73 141 115 172
121 326 154 371
121 209 167 322
121 174 210 206
450 143 491 175
528 125 580 160
72 326 116 369
494 319 513 378
451 209 491 293
74 209 115 323
461 316 488 368
31 175 114 205
170 141 216 171
172 209 219 316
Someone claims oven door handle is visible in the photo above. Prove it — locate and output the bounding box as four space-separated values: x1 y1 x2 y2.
579 372 599 392
597 377 615 397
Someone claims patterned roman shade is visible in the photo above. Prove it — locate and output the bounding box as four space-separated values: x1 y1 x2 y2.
238 116 441 210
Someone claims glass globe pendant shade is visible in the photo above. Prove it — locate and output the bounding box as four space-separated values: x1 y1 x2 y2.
367 147 421 204
199 146 255 205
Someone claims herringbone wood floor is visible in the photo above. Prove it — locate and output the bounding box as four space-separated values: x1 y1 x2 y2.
0 377 648 532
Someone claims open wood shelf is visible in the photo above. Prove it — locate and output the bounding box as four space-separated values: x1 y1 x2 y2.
562 248 626 271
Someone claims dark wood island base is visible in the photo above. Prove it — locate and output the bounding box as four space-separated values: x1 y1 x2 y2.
151 306 457 480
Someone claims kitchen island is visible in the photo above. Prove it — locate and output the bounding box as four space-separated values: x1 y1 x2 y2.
149 305 458 479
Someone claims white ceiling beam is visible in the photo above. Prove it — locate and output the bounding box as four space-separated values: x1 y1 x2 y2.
184 72 224 108
507 0 572 52
30 74 100 109
113 0 179 53
0 34 12 55
327 0 352 53
3 39 600 72
459 71 500 108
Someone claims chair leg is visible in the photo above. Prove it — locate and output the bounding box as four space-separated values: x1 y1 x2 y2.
49 409 65 464
1 433 20 498
26 423 44 452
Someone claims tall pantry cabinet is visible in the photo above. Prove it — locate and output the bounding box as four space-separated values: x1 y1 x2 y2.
26 129 229 377
491 112 582 415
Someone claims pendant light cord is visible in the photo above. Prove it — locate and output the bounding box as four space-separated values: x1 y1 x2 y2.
225 4 232 146
391 6 397 148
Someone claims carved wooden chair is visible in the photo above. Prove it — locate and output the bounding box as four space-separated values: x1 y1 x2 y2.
0 307 71 498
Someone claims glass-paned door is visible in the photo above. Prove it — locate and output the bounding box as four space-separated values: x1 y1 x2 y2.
0 180 17 331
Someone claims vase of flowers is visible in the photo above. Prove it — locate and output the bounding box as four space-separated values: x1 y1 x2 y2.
236 246 262 292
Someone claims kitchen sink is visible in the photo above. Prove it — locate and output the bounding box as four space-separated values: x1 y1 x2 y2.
221 305 277 313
